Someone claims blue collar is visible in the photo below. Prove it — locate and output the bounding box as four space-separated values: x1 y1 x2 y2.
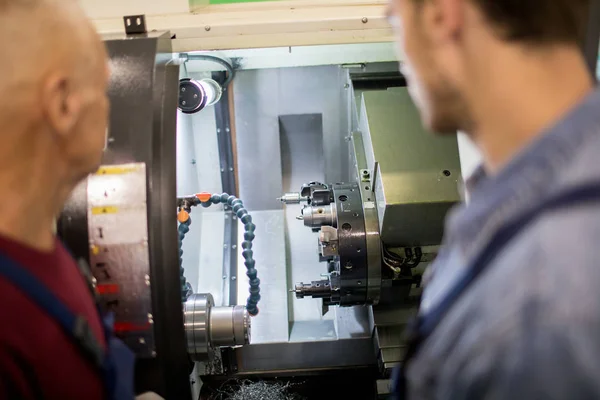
447 87 600 260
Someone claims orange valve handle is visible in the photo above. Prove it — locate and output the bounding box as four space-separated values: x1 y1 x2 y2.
177 210 190 223
196 192 212 203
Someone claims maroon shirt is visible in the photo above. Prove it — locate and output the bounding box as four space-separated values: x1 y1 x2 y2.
0 235 105 399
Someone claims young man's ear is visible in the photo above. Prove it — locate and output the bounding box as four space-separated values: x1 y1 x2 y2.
425 0 465 44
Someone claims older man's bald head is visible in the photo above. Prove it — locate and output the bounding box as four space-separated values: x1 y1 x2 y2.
0 0 106 104
0 0 109 189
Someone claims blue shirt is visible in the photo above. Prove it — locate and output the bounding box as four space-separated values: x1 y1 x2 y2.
407 88 600 399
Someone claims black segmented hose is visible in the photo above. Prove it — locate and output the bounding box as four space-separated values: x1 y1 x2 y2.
177 193 260 316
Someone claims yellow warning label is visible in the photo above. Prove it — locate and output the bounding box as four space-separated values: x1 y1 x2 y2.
95 165 140 175
91 206 119 215
90 245 100 255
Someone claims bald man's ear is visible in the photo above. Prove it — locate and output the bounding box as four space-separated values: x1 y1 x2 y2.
42 75 82 138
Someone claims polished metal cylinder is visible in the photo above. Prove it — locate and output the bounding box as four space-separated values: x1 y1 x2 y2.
184 293 213 361
210 305 251 347
278 192 307 204
184 294 251 360
302 204 337 228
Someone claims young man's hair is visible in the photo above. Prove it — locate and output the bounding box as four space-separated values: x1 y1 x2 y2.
476 0 590 44
416 0 591 44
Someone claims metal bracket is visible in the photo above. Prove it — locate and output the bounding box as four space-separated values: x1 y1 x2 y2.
123 15 147 35
213 71 238 306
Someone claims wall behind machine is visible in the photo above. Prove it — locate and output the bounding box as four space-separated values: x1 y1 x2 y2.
177 64 353 338
233 65 351 325
234 65 350 211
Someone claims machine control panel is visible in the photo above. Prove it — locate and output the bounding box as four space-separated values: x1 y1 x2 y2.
87 163 155 357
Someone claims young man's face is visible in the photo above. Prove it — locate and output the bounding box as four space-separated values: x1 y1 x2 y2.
387 0 467 134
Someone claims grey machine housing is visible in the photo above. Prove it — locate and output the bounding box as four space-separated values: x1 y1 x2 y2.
287 87 462 311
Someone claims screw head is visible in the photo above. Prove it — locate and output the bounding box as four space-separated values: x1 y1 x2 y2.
362 17 368 23
205 26 211 31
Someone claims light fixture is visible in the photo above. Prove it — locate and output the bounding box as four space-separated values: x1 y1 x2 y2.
178 78 223 114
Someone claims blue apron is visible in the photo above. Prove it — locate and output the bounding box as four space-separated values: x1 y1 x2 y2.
393 182 600 399
0 252 135 400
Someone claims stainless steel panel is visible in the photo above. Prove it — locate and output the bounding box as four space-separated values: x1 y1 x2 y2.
237 210 289 344
177 76 224 303
360 89 462 246
234 65 349 211
234 338 376 374
333 306 372 340
196 211 226 305
87 163 154 357
176 111 203 297
277 112 332 323
289 320 337 342
280 114 324 192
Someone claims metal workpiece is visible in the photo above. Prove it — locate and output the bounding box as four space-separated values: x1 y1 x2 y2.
277 192 307 204
293 280 333 299
210 305 251 347
184 294 251 361
300 203 337 228
359 88 461 247
319 226 339 258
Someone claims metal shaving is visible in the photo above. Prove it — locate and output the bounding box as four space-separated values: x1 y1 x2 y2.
206 350 223 375
211 380 305 400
